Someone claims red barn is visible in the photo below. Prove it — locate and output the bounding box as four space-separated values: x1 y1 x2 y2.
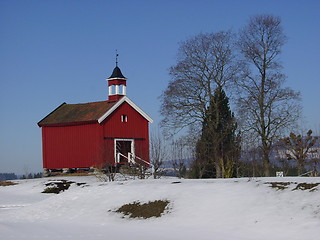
38 65 153 173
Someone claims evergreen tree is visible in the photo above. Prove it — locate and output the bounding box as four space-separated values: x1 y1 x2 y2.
194 87 240 178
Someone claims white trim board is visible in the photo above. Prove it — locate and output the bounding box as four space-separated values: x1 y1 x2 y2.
98 96 154 124
114 138 135 163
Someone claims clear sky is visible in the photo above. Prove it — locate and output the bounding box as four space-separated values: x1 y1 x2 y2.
1 0 319 174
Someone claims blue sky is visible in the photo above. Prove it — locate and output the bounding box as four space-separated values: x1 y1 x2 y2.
1 0 319 174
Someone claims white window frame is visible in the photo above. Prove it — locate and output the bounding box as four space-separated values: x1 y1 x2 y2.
121 114 128 122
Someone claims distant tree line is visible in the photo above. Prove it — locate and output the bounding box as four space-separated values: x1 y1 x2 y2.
0 172 44 181
0 173 18 181
20 172 43 179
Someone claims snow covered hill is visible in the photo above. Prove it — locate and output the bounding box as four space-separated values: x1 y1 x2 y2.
1 176 320 240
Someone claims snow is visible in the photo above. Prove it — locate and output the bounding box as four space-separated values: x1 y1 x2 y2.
1 176 320 240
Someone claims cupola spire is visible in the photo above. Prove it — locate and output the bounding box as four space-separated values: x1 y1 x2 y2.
116 49 118 67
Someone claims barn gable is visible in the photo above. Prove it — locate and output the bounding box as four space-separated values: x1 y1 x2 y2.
98 96 153 124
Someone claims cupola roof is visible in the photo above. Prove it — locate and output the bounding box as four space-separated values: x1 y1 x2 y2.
108 66 127 79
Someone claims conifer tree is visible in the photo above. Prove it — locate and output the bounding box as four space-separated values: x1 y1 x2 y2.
195 87 240 178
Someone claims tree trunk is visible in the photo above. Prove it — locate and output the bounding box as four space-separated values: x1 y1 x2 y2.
297 160 304 176
215 161 222 178
263 153 270 177
262 143 271 177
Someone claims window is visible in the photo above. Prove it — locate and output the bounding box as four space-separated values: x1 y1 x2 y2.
121 114 128 122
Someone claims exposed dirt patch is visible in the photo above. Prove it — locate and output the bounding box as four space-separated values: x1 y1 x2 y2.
42 180 86 194
292 183 320 192
115 200 170 219
0 181 18 186
265 182 320 192
265 182 292 190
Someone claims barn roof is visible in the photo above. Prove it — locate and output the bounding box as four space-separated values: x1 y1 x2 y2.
37 101 117 126
38 96 153 127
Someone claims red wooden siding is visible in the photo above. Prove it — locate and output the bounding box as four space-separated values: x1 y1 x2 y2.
42 123 104 169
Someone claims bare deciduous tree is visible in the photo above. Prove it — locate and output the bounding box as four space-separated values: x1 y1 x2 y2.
92 165 117 182
171 138 193 178
150 130 168 179
160 31 239 135
236 15 301 176
281 130 319 176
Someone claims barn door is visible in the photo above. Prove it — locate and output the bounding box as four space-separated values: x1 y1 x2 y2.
115 139 134 164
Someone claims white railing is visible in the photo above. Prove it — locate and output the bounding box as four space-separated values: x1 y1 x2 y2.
116 152 154 173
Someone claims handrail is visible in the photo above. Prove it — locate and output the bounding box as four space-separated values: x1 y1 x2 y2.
116 152 154 173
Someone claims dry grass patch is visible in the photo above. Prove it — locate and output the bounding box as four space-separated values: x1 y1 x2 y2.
265 182 292 190
265 182 320 192
115 200 170 219
292 183 320 192
0 181 18 186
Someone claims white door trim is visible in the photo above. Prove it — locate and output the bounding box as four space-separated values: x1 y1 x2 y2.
114 138 135 163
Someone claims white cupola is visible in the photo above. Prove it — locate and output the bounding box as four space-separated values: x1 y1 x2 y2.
107 64 127 102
